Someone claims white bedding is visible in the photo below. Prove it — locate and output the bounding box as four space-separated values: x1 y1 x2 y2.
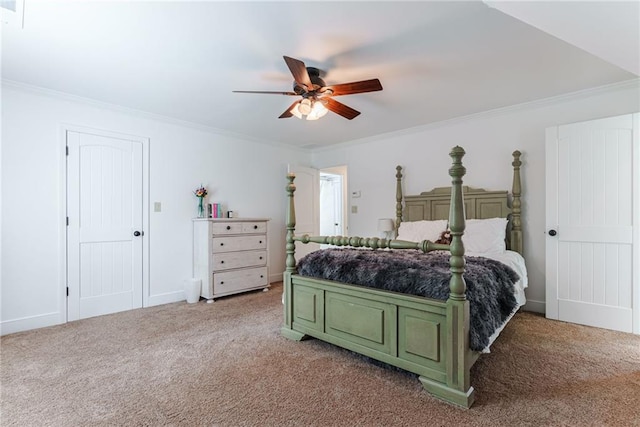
466 249 528 352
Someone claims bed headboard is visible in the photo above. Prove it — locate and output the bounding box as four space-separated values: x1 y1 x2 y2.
395 151 523 254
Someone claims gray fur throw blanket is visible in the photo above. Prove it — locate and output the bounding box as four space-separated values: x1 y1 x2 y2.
297 248 520 351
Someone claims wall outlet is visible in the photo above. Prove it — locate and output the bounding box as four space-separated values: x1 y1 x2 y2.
153 202 162 212
351 205 358 214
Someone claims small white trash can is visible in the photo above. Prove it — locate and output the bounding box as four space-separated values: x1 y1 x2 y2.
184 278 201 303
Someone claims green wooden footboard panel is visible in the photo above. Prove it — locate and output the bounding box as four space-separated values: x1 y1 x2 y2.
325 291 397 355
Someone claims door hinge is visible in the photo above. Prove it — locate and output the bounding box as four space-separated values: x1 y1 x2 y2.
66 287 69 296
66 146 69 156
66 217 69 226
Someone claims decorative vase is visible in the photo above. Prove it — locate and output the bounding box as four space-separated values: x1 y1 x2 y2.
197 197 205 218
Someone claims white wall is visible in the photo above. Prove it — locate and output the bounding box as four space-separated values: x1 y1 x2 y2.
311 80 640 313
1 83 308 334
3 80 638 334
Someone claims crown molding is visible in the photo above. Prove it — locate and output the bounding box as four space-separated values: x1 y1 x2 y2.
4 77 637 154
0 79 309 153
313 78 640 153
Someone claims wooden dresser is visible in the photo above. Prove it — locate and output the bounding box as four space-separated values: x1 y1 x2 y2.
192 218 270 301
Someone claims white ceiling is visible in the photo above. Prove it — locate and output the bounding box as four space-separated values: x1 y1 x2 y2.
2 1 638 149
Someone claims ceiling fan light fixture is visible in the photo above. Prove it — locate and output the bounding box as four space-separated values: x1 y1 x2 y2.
234 56 382 120
291 98 328 121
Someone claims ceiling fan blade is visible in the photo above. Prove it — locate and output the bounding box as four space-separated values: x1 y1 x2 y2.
324 98 361 120
233 90 298 96
278 101 300 119
323 79 383 96
283 56 313 90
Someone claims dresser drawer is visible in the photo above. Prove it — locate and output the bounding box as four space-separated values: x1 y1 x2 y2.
212 250 267 271
212 235 266 253
211 221 267 235
211 222 244 235
241 222 267 234
213 267 268 296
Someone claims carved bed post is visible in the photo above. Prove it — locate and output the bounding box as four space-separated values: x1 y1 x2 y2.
422 145 475 408
395 166 403 232
510 150 523 255
281 173 307 340
448 146 467 301
285 173 297 274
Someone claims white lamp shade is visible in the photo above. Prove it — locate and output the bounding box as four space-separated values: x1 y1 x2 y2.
377 218 394 232
291 99 329 121
298 98 312 115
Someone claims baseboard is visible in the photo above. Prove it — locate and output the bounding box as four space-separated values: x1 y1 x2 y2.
523 299 545 314
269 273 283 284
145 291 186 307
0 312 63 336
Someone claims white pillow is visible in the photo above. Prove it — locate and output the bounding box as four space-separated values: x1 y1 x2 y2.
397 219 448 242
462 217 508 254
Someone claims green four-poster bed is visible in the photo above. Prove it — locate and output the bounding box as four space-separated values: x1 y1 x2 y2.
281 146 524 408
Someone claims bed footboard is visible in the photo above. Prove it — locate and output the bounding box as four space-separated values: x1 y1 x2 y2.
282 275 477 408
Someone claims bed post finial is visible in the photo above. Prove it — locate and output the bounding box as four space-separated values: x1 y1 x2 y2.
511 150 523 255
448 146 466 301
286 173 297 273
396 166 403 232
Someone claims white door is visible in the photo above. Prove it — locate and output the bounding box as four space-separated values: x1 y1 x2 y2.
546 113 639 333
288 165 320 260
320 173 344 236
67 130 144 321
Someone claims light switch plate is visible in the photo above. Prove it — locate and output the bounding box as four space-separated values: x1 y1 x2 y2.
351 206 358 214
154 202 162 212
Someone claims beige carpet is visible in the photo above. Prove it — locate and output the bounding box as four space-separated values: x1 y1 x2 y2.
2 282 639 426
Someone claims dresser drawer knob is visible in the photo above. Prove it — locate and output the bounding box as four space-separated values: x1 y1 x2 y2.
259 256 263 260
221 260 224 264
259 240 262 244
220 243 224 246
220 281 224 284
260 275 264 278
254 225 258 229
226 226 231 230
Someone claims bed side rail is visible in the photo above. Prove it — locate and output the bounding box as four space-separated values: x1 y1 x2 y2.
293 234 449 252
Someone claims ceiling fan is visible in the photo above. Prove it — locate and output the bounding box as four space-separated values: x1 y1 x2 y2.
233 56 383 120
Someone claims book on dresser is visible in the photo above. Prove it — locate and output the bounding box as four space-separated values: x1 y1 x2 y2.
192 218 270 302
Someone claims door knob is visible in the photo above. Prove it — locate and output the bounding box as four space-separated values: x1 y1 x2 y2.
548 229 557 236
133 230 142 237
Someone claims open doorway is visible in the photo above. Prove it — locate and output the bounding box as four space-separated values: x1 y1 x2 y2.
320 166 348 236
